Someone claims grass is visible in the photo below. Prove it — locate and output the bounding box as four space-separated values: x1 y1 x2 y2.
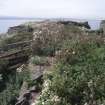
30 56 49 66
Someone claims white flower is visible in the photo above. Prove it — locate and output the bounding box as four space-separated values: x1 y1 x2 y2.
17 67 22 72
42 102 44 105
72 51 76 55
51 95 60 102
43 80 51 88
88 80 93 87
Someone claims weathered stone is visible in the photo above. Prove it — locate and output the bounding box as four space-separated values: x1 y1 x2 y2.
7 25 33 35
15 85 40 105
58 21 91 29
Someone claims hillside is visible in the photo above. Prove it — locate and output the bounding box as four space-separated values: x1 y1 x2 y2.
0 20 105 105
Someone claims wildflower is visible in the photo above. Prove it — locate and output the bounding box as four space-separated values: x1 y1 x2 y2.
42 102 44 105
43 80 51 88
72 51 76 55
51 95 60 102
17 67 22 72
88 80 93 88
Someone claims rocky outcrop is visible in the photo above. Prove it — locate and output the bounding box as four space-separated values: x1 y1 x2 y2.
25 20 90 29
58 21 91 29
15 84 40 105
7 25 34 35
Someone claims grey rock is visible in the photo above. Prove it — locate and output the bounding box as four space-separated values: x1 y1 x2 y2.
7 25 33 35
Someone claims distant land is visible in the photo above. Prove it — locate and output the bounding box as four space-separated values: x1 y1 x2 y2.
0 16 103 21
0 16 37 20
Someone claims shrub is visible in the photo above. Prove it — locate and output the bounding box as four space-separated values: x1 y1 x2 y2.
0 32 33 47
0 59 9 74
30 56 49 66
0 69 30 105
36 39 105 105
31 24 86 56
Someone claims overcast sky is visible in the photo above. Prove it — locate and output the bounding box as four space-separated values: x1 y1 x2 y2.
0 0 105 19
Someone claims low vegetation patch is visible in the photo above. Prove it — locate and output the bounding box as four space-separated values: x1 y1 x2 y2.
30 56 49 66
0 66 31 105
36 39 105 105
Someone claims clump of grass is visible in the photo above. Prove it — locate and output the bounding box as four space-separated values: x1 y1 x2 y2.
36 39 105 105
0 65 31 105
30 56 49 66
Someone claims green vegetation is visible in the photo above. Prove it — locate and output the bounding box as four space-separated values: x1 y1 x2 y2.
0 70 30 105
30 56 49 65
0 21 105 105
0 25 34 104
36 39 105 105
32 25 79 56
0 60 42 105
0 59 9 73
0 32 33 47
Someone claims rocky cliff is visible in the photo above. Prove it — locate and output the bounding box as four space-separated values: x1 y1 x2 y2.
7 25 34 35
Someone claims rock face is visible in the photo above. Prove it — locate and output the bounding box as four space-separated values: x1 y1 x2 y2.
58 21 91 29
7 25 33 35
15 84 40 105
25 20 90 29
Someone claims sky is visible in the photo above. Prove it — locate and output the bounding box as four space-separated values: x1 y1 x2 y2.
0 0 105 19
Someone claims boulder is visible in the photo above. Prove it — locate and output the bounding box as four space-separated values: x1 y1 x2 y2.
7 25 33 35
58 21 91 29
15 85 40 105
